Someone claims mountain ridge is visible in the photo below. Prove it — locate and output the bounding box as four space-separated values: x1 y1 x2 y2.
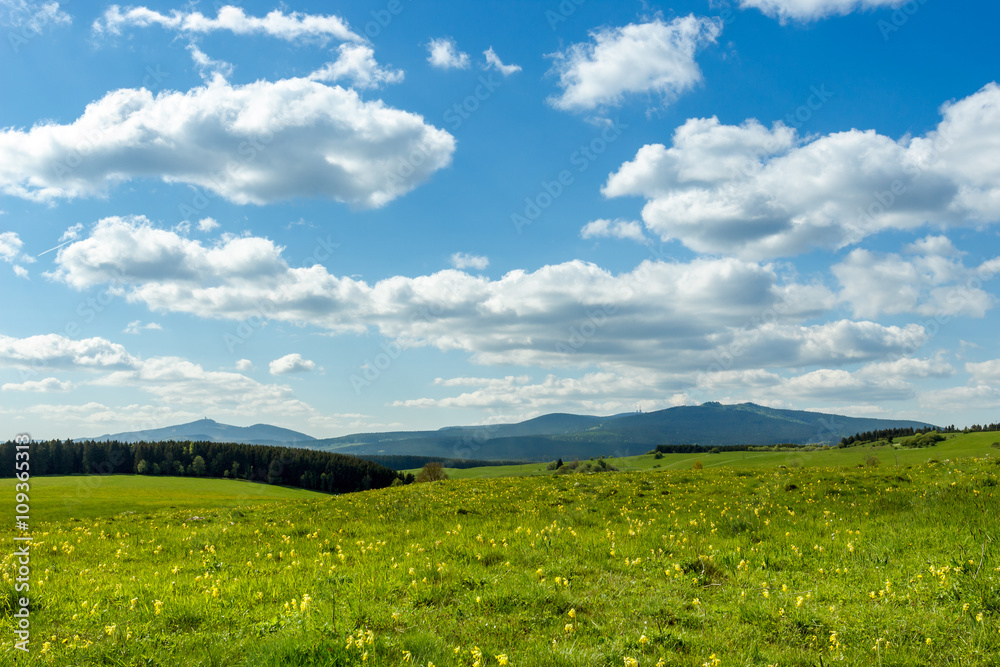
77 403 934 460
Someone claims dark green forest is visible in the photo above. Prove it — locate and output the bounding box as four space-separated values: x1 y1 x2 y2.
0 439 408 493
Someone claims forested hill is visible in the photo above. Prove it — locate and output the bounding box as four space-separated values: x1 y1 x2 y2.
310 402 935 460
79 418 315 446
1 438 402 494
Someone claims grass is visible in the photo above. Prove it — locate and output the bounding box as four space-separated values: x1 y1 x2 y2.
417 431 1000 479
1 434 998 665
3 474 323 523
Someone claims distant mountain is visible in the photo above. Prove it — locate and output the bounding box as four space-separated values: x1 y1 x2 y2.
74 404 936 462
310 403 935 461
79 418 316 447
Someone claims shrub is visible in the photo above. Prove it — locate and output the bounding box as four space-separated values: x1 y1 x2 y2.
654 452 663 460
415 462 449 483
692 460 704 470
866 456 881 468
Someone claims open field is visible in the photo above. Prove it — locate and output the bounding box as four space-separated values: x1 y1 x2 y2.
2 474 324 523
420 432 1000 479
2 439 1000 665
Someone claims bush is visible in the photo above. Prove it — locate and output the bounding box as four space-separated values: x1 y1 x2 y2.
866 456 881 468
415 462 449 483
654 452 663 460
692 460 704 470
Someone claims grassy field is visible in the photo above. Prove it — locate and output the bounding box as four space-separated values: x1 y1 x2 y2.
4 474 323 523
420 432 1000 479
2 435 999 665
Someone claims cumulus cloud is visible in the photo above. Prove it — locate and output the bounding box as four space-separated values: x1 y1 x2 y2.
45 216 937 376
92 4 360 43
0 0 70 31
269 353 317 375
483 47 521 76
0 76 455 208
2 377 73 392
450 253 489 270
547 16 721 113
123 320 162 334
580 219 648 243
309 43 404 89
966 359 1000 385
94 356 313 415
604 84 1000 258
59 223 84 242
394 371 689 418
739 0 906 23
0 230 34 276
196 217 219 232
427 37 470 70
187 43 233 80
235 359 253 372
833 239 998 319
0 334 137 369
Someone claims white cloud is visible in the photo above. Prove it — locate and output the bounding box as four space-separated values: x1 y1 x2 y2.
450 253 489 270
309 43 404 89
94 356 313 415
0 76 455 208
2 377 73 392
483 47 521 76
0 334 137 370
187 43 233 80
123 320 162 335
92 4 359 43
833 238 998 318
59 223 84 242
0 230 35 277
739 0 905 23
269 353 317 375
580 218 648 243
605 84 1000 258
395 371 688 418
547 16 721 113
921 384 1000 412
967 359 1000 385
235 359 253 372
427 37 470 70
0 0 70 31
0 231 25 261
47 217 935 377
196 217 219 232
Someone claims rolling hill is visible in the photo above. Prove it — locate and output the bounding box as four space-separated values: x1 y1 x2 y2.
79 418 316 446
309 402 935 461
74 404 935 461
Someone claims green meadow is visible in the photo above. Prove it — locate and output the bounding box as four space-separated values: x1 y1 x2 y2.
2 433 999 666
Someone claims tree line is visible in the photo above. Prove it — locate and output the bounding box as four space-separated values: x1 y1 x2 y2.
839 422 1000 448
0 439 409 494
352 454 529 471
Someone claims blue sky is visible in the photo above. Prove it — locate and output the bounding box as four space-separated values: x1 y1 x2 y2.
2 0 999 440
